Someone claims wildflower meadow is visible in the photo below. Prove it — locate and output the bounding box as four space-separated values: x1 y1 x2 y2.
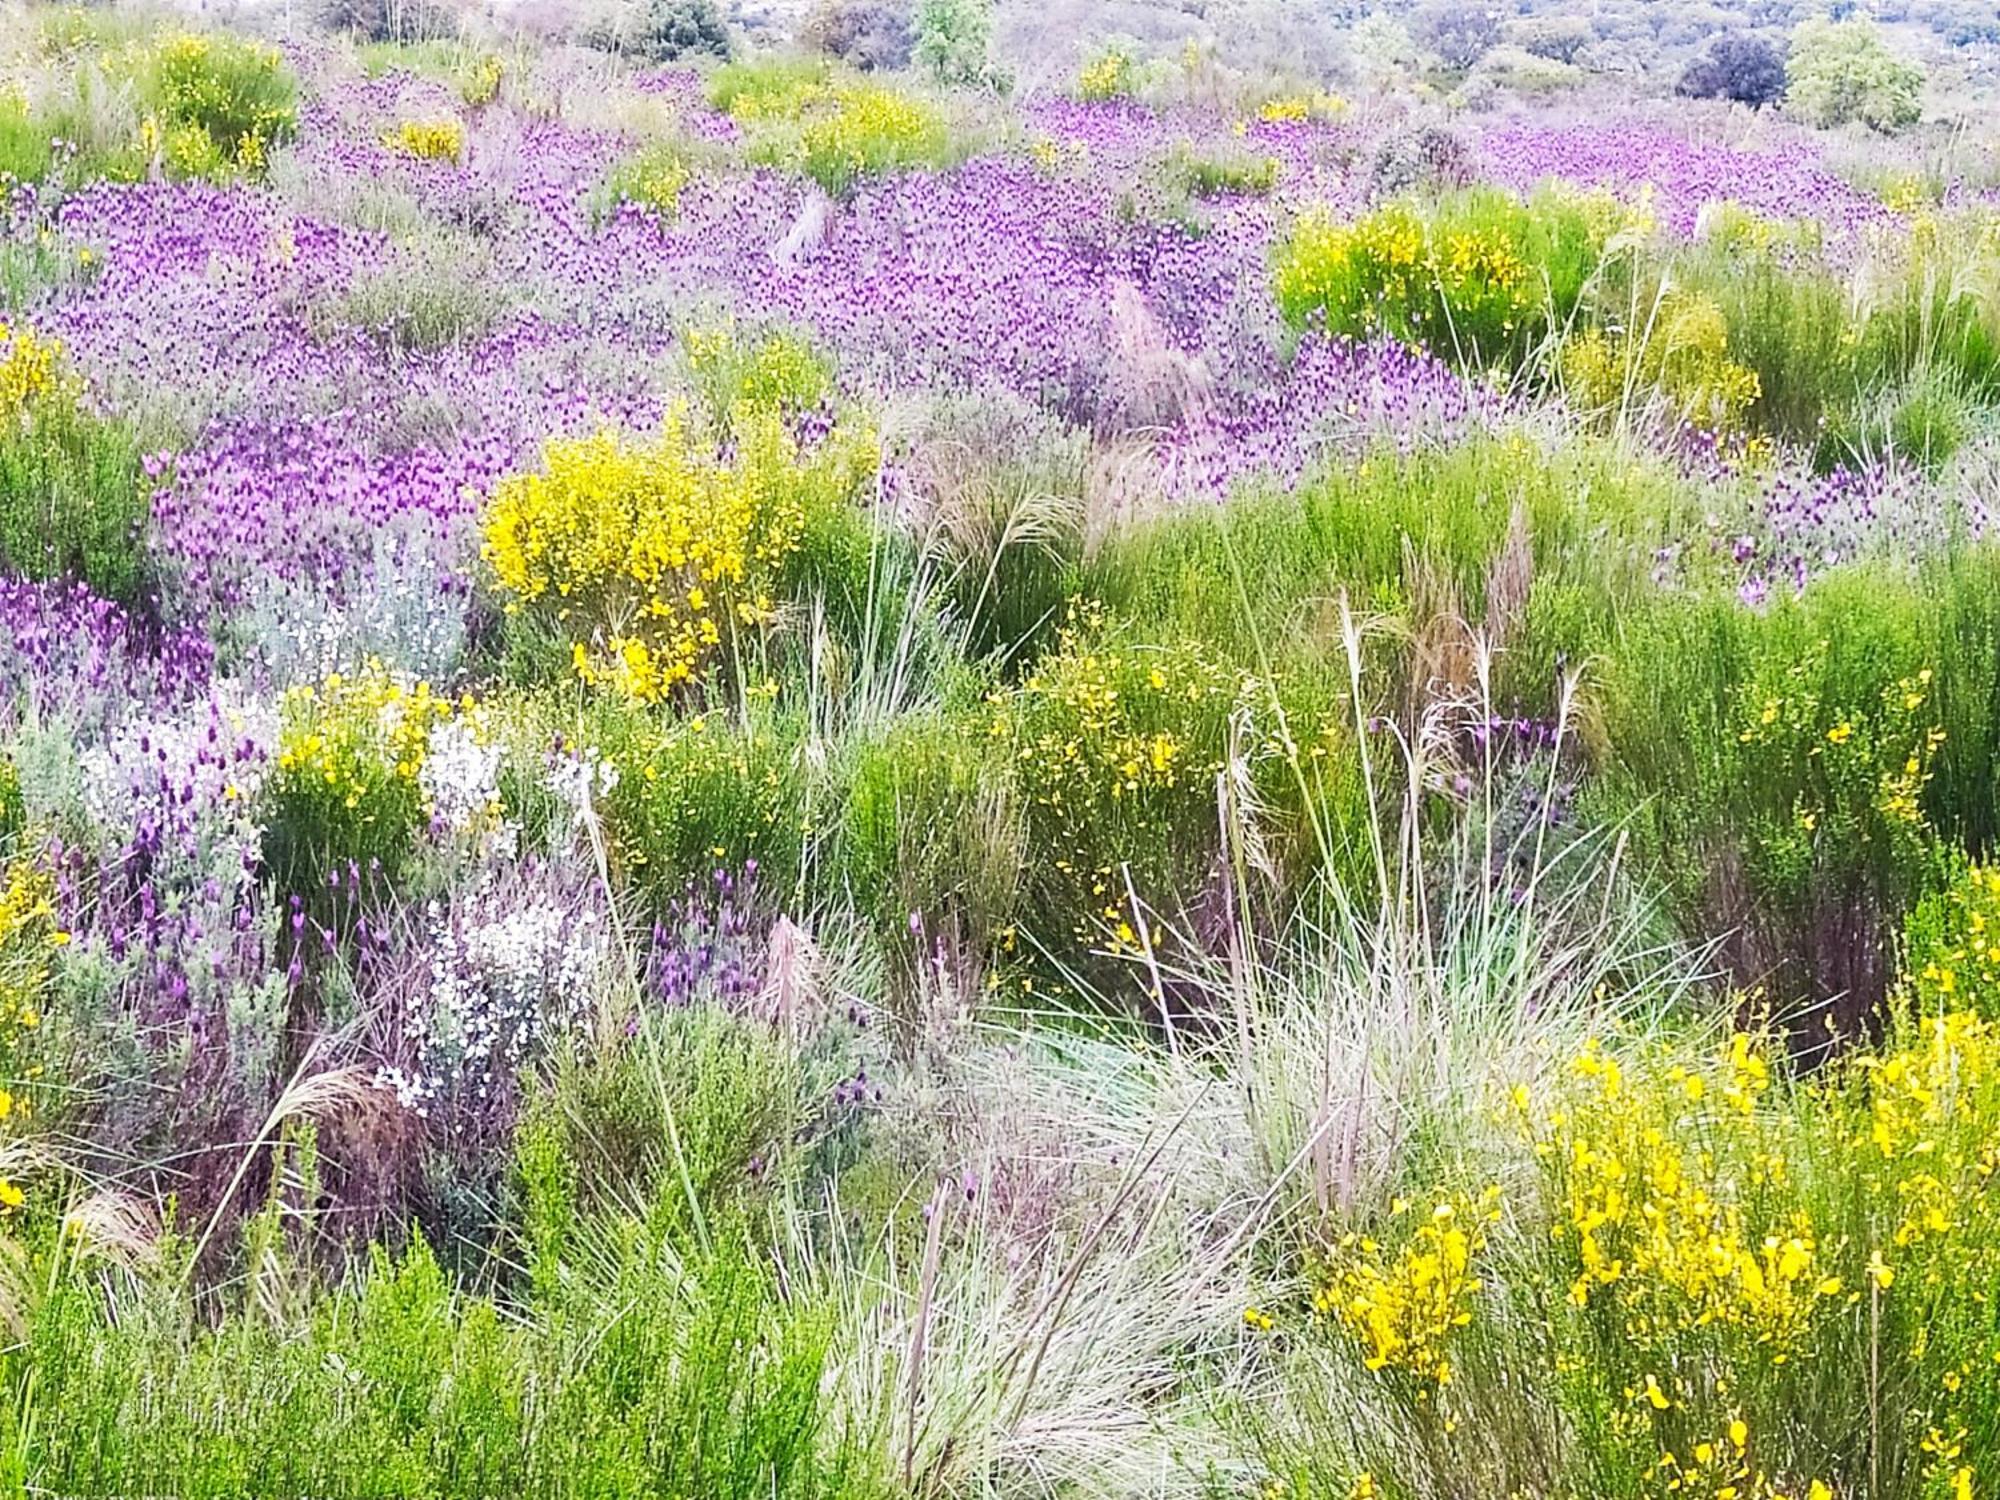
6 0 2000 1494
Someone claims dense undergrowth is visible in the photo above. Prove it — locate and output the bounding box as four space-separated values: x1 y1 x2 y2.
4 5 2000 1498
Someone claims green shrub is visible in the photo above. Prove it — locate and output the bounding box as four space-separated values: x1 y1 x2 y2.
593 704 811 908
1085 433 1692 697
1786 15 1924 131
706 58 830 118
1902 859 2000 1018
912 0 993 86
1159 142 1280 202
0 757 22 845
1671 237 1857 441
635 0 733 61
0 325 156 610
1587 566 2000 1030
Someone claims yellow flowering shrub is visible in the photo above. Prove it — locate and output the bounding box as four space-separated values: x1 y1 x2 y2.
1840 1011 2000 1483
684 324 831 418
386 117 465 164
1485 1011 2000 1493
1273 186 1614 370
482 398 874 704
604 144 692 223
1315 1189 1500 1402
132 30 296 181
591 707 806 903
711 65 950 197
1530 1032 1841 1364
986 612 1265 983
1562 291 1763 436
1078 45 1137 102
1726 649 1944 908
0 322 155 607
0 322 69 418
1902 864 2000 1016
263 661 461 898
792 85 949 197
1257 92 1348 122
458 54 504 108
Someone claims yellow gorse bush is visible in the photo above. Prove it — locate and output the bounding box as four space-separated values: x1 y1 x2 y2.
1274 185 1641 369
459 54 504 108
794 85 948 196
1256 92 1348 123
0 323 70 419
276 663 453 798
1904 863 2000 1017
1532 1031 1840 1359
387 117 465 163
1078 47 1136 102
714 70 948 195
133 30 296 180
267 661 464 892
1562 291 1763 436
482 400 875 703
1477 1010 2000 1495
987 619 1252 960
1316 1189 1501 1399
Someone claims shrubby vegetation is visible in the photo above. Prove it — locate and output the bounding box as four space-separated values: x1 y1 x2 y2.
1785 16 1926 131
1678 30 1787 106
13 5 2000 1498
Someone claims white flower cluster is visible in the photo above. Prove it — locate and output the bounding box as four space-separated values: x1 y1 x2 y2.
420 716 517 858
549 746 619 814
384 892 606 1119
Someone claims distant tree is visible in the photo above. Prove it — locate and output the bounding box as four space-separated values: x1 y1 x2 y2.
635 0 733 60
1677 31 1788 106
913 0 992 85
1785 15 1925 130
1419 1 1502 68
1511 15 1591 63
803 0 913 70
1348 12 1422 90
